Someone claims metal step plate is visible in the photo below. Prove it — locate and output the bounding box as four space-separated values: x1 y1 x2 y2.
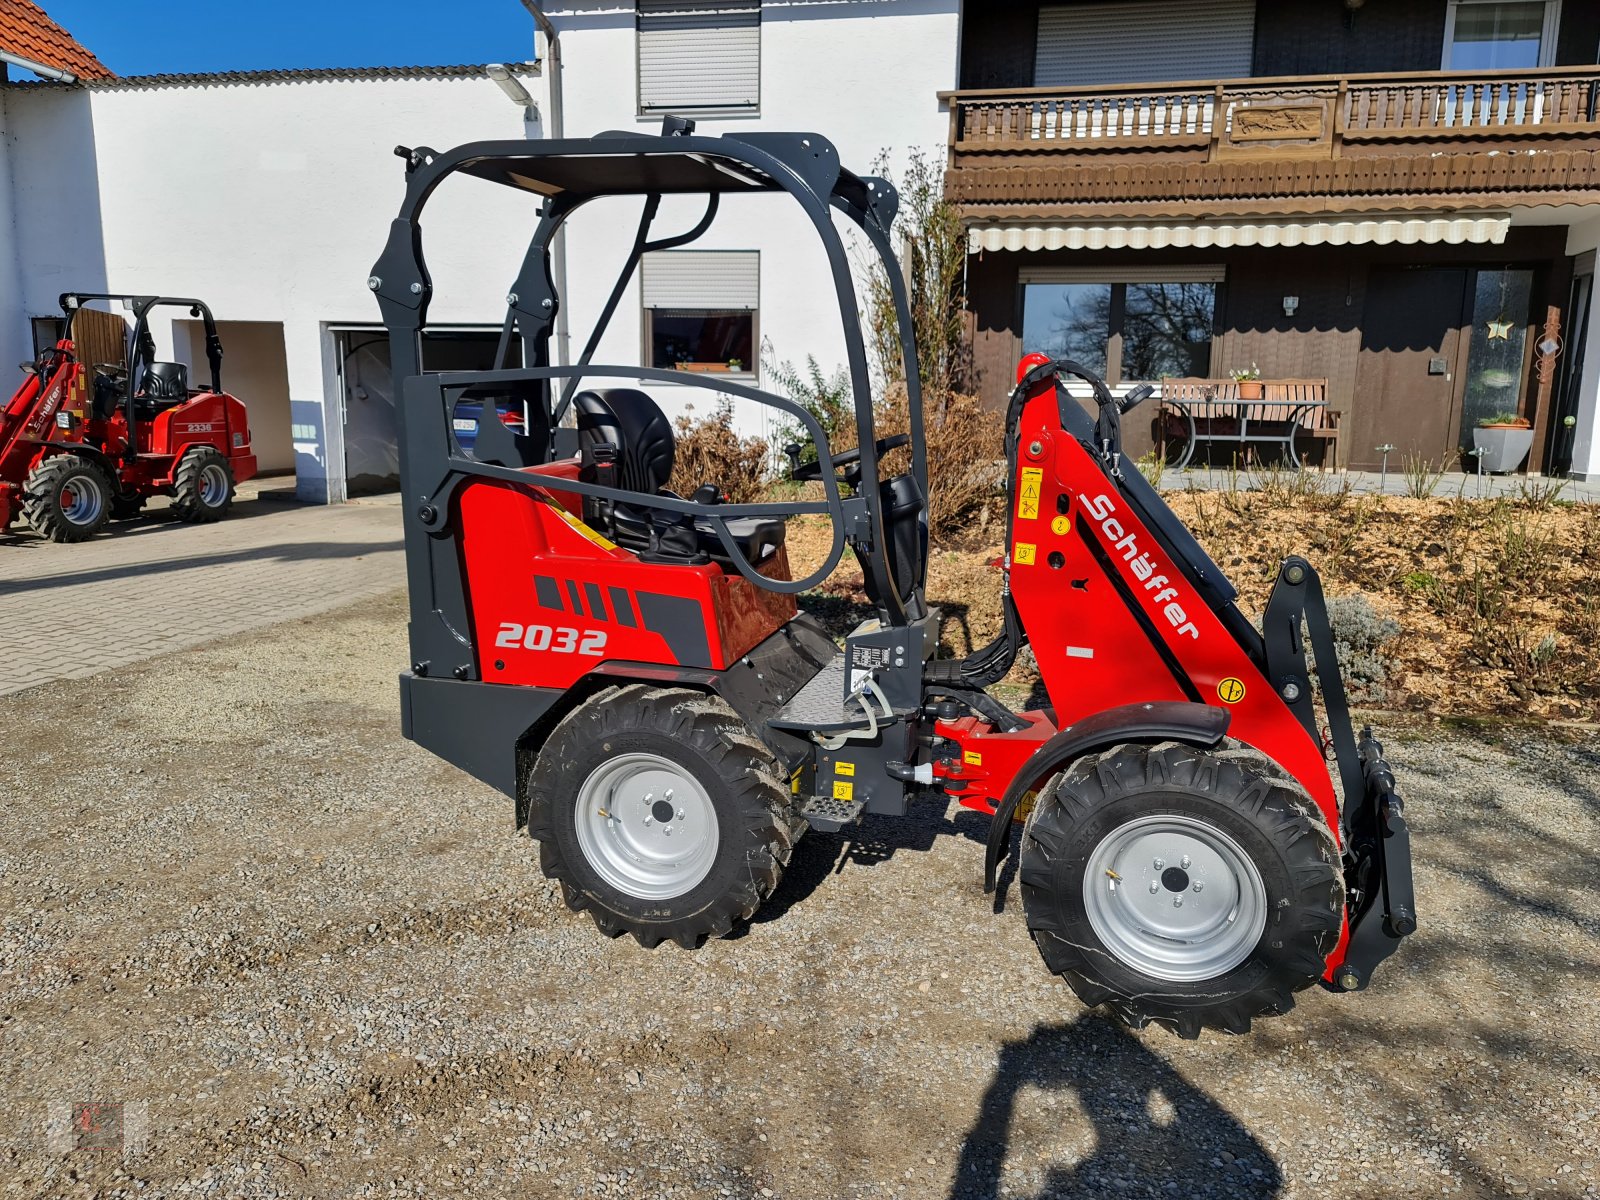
798 794 865 833
770 654 870 733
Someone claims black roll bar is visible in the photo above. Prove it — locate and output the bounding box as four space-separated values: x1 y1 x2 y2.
61 292 228 464
372 130 928 676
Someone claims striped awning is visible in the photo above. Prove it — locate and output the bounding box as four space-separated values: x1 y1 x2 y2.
968 214 1512 253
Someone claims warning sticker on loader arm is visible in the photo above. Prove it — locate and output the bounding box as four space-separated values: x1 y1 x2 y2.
1017 468 1042 520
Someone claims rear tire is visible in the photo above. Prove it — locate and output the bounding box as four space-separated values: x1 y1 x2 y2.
22 454 112 543
1020 740 1343 1038
171 446 234 523
526 685 798 949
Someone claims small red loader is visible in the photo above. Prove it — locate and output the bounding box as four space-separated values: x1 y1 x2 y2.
0 293 257 542
373 124 1415 1037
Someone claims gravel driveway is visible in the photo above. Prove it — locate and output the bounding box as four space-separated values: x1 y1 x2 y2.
2 592 1597 1199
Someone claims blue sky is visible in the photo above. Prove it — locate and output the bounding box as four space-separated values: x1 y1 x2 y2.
42 1 537 76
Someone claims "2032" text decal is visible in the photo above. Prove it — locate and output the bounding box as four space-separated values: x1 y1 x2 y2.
494 623 607 655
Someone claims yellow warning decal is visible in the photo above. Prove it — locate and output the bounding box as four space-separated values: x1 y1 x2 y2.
1015 789 1039 823
1016 468 1042 520
1217 677 1247 704
835 761 856 777
1050 514 1070 536
832 780 854 801
1013 542 1037 566
963 750 983 766
791 769 803 795
542 498 619 551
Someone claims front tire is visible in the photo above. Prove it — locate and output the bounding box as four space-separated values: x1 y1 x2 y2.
171 446 234 523
526 685 799 949
1020 740 1343 1038
22 453 112 543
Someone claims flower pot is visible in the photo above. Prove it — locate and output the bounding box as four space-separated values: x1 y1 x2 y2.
1471 424 1534 473
1235 380 1263 401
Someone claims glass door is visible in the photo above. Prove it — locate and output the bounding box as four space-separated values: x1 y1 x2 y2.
1458 267 1535 447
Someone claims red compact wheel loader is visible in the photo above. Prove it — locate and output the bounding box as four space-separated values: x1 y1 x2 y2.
373 124 1415 1037
0 294 257 542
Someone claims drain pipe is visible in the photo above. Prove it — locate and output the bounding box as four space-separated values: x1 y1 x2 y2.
0 53 76 83
518 0 571 371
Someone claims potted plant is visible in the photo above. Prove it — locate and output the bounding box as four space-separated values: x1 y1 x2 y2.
1472 412 1534 473
727 357 743 373
1230 363 1263 401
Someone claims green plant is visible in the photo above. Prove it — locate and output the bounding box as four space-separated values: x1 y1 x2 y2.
763 350 854 464
1322 594 1402 705
1135 450 1166 489
1477 411 1527 428
1401 453 1446 499
1228 363 1261 383
1515 477 1567 511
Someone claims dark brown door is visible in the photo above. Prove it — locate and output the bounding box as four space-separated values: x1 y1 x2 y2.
1349 268 1467 470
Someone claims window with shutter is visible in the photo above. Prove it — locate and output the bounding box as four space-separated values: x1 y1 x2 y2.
642 251 759 376
1034 1 1256 88
638 1 761 114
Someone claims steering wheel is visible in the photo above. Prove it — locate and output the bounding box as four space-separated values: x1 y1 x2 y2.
787 433 911 485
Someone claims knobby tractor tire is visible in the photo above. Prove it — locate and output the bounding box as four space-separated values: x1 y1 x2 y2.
21 453 113 543
526 685 801 950
1020 740 1343 1038
171 446 234 523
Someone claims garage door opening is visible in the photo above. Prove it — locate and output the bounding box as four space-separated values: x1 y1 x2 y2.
178 319 294 477
335 328 521 496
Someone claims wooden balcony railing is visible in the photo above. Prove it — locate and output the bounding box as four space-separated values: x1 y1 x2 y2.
947 65 1600 157
942 66 1600 216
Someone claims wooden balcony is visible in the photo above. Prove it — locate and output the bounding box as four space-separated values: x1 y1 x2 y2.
943 66 1600 219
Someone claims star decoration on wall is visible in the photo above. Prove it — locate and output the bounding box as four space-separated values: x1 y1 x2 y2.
1485 319 1515 341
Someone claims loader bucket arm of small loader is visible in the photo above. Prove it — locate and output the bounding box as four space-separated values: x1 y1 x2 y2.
1000 355 1416 990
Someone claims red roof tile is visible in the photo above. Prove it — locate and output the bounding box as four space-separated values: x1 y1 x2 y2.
0 0 112 81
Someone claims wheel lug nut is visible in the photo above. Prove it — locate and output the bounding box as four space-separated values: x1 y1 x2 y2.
1153 858 1165 870
643 816 653 826
676 808 685 821
663 825 672 835
1180 855 1191 869
1173 896 1184 908
1192 881 1204 893
1148 880 1160 894
665 789 674 800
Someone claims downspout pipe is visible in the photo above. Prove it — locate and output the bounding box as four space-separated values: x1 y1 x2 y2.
518 0 570 370
0 52 76 83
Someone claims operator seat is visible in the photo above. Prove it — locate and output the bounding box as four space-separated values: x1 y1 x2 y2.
135 362 189 417
573 388 785 567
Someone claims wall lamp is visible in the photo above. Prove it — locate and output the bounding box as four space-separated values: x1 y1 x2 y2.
486 64 537 118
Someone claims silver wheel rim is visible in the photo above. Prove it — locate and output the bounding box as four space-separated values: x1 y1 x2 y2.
199 463 229 507
60 474 105 526
573 752 719 900
1082 814 1268 982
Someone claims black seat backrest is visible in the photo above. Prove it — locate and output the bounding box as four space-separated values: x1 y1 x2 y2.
142 361 188 403
574 388 676 495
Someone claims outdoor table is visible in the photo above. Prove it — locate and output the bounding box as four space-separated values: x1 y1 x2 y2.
1163 393 1331 469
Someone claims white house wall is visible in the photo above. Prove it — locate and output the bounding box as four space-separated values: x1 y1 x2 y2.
541 0 960 443
3 74 539 501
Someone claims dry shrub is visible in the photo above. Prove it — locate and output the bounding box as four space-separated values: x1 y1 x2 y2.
874 384 1003 541
668 401 769 503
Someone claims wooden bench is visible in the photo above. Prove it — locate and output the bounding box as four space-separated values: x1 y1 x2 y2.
1158 378 1341 469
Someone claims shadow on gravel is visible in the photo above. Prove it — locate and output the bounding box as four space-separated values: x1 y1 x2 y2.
949 1017 1283 1200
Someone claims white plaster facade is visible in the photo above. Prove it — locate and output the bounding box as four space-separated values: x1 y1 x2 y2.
0 0 961 502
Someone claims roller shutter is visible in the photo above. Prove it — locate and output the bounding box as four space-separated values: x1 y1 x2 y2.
638 1 760 112
1034 0 1256 87
641 251 760 310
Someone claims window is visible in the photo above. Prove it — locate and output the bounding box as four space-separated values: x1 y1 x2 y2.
1443 1 1560 70
1034 0 1254 89
642 250 758 376
1021 269 1221 384
638 1 760 114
